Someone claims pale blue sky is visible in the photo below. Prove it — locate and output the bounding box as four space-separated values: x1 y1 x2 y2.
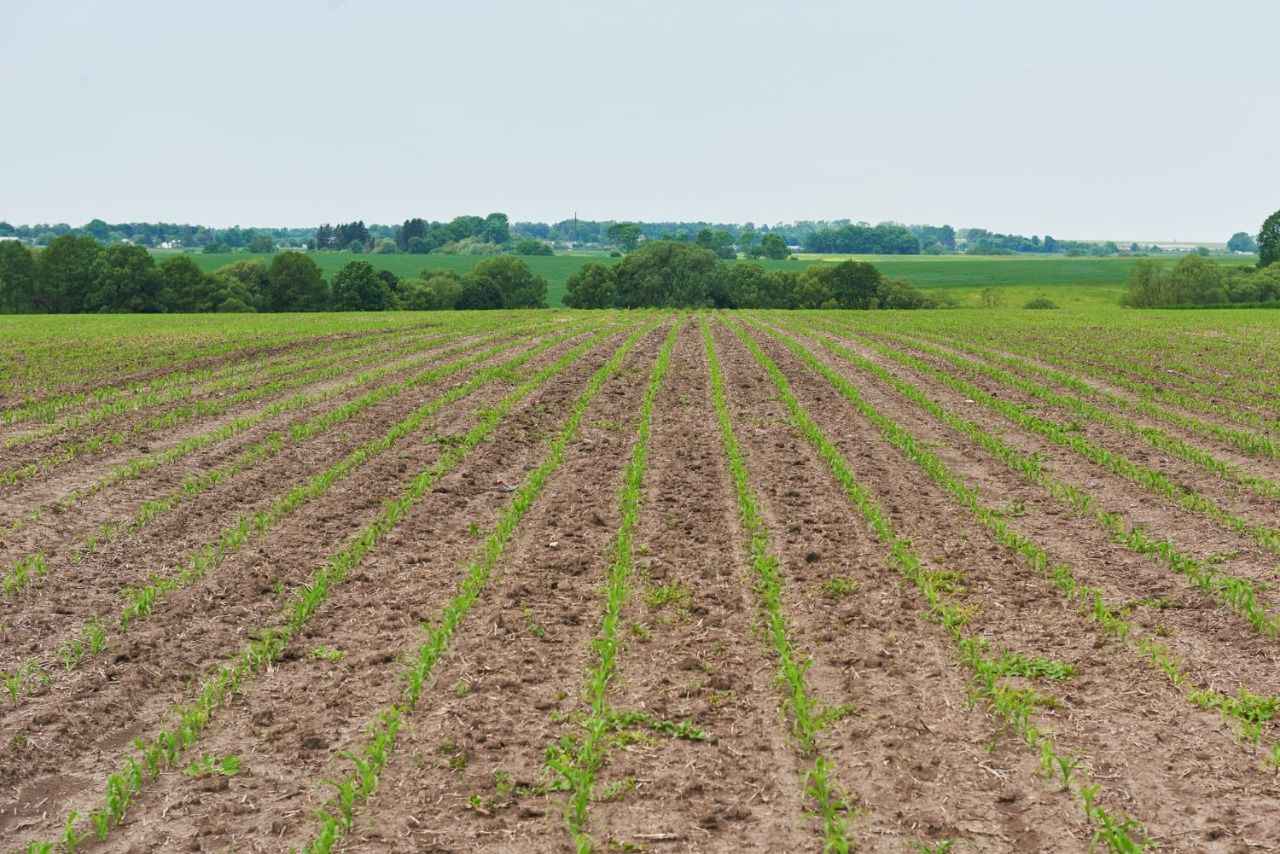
1 0 1276 240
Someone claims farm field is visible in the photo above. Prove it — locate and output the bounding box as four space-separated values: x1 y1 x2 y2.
173 251 1256 309
3 308 1280 852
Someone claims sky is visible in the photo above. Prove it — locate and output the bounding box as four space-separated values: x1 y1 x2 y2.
1 0 1276 240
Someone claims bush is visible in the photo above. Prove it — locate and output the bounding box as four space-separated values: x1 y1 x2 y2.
563 263 615 308
513 239 554 256
400 272 463 310
468 256 548 308
1024 297 1058 309
455 277 504 310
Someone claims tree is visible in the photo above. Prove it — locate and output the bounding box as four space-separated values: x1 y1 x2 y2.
467 257 548 308
817 261 883 309
332 261 393 311
212 260 269 310
35 234 102 312
247 233 275 254
611 241 718 308
482 213 511 244
455 277 504 309
695 229 736 260
1169 254 1225 305
89 244 161 312
606 223 642 252
755 233 790 260
158 255 216 312
0 241 37 313
83 219 111 241
1122 260 1172 307
513 239 553 256
396 218 428 251
563 263 616 308
400 272 462 310
1227 231 1258 254
1259 209 1280 268
265 252 329 311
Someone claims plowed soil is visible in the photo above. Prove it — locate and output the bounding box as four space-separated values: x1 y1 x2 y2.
5 312 1279 854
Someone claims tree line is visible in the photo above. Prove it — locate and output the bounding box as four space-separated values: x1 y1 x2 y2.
4 212 1266 259
1123 209 1280 308
0 237 547 314
562 241 937 310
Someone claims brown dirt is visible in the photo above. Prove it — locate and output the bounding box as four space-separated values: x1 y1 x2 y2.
0 331 555 674
743 320 1280 852
6 312 1280 854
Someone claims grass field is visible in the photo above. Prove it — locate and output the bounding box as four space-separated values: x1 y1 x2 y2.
4 307 1280 852
174 250 1256 308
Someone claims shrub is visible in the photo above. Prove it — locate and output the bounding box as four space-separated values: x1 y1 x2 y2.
1024 297 1058 309
513 239 553 256
563 263 615 308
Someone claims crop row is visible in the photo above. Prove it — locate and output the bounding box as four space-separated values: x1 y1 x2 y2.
2 322 442 446
730 318 1148 851
758 317 1279 752
825 320 1280 558
544 318 683 852
0 326 462 486
0 332 511 603
702 319 851 852
0 320 543 541
18 317 642 852
925 321 1280 435
899 329 1280 461
1 321 601 699
300 320 659 853
873 329 1280 500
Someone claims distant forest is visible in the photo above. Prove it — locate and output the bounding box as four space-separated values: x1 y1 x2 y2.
0 215 1244 258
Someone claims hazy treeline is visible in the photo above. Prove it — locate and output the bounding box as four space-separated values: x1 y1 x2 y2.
0 238 547 314
561 242 938 310
6 214 1247 258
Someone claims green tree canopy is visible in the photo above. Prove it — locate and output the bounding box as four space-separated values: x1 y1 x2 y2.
811 260 884 309
265 252 329 311
332 261 393 311
513 238 554 256
400 271 462 310
158 255 216 312
455 277 504 309
606 223 642 252
90 244 162 312
1226 232 1257 253
612 241 718 308
247 233 275 253
467 256 548 308
36 234 102 312
0 241 38 313
752 233 790 260
563 263 616 308
1260 209 1280 268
